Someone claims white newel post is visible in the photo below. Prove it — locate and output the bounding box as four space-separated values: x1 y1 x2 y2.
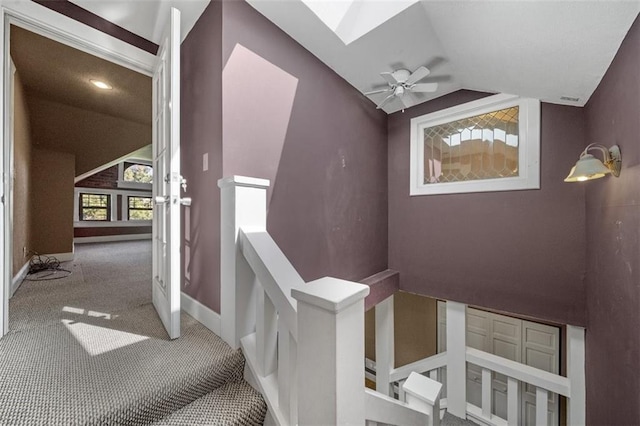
567 325 586 426
402 372 443 426
218 176 270 349
293 277 370 426
446 301 467 418
375 294 394 396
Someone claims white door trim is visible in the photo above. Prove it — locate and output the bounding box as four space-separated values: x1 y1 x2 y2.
0 0 155 336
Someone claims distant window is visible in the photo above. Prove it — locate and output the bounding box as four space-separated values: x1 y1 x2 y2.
128 196 153 221
123 163 153 184
80 193 110 221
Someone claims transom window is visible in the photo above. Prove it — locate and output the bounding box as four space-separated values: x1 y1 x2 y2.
128 196 153 220
79 193 110 221
410 94 540 196
423 106 519 184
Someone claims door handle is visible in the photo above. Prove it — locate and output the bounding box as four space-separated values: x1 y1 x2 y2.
155 196 169 204
180 197 192 206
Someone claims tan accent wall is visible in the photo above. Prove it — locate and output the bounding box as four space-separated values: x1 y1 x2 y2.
12 71 33 276
365 291 438 368
31 149 75 255
27 96 151 176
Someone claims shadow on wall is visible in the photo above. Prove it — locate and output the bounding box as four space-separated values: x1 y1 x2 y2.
222 43 299 206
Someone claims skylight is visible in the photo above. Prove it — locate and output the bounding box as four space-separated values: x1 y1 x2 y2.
302 0 419 45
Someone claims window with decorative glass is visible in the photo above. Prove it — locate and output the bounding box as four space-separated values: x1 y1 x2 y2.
128 196 153 220
410 94 540 196
80 193 110 221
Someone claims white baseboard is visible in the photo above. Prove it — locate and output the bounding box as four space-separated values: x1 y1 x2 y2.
11 257 31 297
43 251 74 262
74 233 152 244
181 292 221 336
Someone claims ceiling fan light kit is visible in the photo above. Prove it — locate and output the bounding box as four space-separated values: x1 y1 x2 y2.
365 66 439 110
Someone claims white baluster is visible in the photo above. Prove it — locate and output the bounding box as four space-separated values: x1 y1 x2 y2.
507 377 519 426
428 369 438 382
256 288 277 377
375 294 394 396
446 301 467 418
278 321 297 425
567 325 585 426
536 387 548 426
481 368 492 418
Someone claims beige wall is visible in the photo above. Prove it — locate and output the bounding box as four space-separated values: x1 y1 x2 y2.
365 291 438 367
27 96 151 176
31 149 75 255
12 71 33 276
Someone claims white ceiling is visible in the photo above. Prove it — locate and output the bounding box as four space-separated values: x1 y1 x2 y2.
69 0 639 114
247 0 640 113
69 0 210 44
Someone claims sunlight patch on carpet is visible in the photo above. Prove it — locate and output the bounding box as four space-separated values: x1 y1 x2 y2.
62 306 117 320
62 319 149 356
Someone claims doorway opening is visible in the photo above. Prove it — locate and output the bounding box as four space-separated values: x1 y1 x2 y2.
6 21 154 338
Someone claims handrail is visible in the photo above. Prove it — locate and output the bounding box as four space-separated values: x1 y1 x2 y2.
359 269 399 311
365 389 430 426
239 229 303 339
389 352 447 383
466 347 570 397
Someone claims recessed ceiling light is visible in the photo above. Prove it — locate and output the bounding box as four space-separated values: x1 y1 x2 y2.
90 79 112 90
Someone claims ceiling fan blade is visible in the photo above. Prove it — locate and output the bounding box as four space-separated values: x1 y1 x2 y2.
376 93 396 110
380 72 399 85
364 87 392 96
405 66 431 85
400 94 415 109
411 82 439 92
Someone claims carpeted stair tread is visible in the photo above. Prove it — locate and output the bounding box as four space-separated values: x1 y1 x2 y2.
153 380 267 426
0 303 245 425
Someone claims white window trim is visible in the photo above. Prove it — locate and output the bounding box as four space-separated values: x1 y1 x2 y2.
410 93 540 196
117 161 153 190
74 187 152 226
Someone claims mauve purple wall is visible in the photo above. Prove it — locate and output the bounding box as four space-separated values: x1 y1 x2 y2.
180 1 223 312
180 1 388 312
221 1 389 283
388 91 587 326
584 15 640 426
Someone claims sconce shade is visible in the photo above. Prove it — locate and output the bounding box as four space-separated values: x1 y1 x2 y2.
564 144 622 182
564 154 612 182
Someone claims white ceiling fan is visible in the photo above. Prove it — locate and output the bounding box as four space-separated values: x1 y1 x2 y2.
365 66 438 110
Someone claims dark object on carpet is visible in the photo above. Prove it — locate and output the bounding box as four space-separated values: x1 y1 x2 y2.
25 253 72 281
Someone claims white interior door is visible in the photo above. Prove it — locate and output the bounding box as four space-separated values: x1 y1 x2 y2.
0 11 7 338
152 7 181 340
437 302 560 425
521 320 560 426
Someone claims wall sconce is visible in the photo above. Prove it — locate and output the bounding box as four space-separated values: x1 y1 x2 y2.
564 144 621 182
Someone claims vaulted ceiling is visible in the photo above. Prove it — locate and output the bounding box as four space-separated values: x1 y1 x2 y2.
70 0 639 114
10 25 151 125
247 0 640 113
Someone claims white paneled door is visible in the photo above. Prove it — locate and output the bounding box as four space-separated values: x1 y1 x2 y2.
152 7 182 340
437 303 560 425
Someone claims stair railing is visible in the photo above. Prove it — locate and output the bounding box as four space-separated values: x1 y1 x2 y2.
373 300 586 426
219 176 442 426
